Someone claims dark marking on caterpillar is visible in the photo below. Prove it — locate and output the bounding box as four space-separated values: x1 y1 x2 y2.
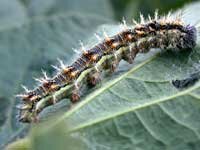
16 11 198 123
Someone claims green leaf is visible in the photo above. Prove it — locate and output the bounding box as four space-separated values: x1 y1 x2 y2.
0 3 112 148
5 138 30 150
0 0 27 29
3 1 200 150
25 0 114 19
30 122 87 150
23 2 200 150
110 0 194 20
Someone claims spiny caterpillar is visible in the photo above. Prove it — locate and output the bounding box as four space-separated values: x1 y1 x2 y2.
16 11 197 123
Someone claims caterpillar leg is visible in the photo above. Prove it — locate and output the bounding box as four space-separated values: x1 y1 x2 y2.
71 84 81 103
110 60 119 73
124 45 139 64
87 71 101 86
32 115 39 123
18 110 39 123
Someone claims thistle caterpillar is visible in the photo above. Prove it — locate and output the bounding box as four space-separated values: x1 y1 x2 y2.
17 11 197 123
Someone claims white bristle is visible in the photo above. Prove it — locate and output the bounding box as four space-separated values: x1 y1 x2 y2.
94 33 102 42
15 94 27 98
21 85 30 92
148 15 152 22
41 69 49 79
57 58 66 69
34 77 44 83
79 40 87 53
102 28 109 39
167 11 172 20
72 48 81 54
140 13 145 24
154 9 158 20
132 19 139 25
121 17 128 29
51 65 61 71
34 77 48 84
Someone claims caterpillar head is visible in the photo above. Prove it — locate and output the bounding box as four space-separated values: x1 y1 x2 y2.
183 25 197 49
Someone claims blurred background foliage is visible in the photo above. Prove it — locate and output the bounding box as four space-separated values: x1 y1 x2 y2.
0 0 199 149
110 0 197 20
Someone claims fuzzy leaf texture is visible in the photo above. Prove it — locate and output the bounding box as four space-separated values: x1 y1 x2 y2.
2 0 200 150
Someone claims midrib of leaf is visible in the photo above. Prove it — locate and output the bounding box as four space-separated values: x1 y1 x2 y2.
69 80 200 133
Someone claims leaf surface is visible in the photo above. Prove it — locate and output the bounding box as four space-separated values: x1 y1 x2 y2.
0 0 112 147
3 1 200 150
44 2 200 150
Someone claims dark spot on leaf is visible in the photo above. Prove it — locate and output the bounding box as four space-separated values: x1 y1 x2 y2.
172 72 200 89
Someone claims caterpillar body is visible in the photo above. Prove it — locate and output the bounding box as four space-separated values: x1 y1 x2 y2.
17 11 197 123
